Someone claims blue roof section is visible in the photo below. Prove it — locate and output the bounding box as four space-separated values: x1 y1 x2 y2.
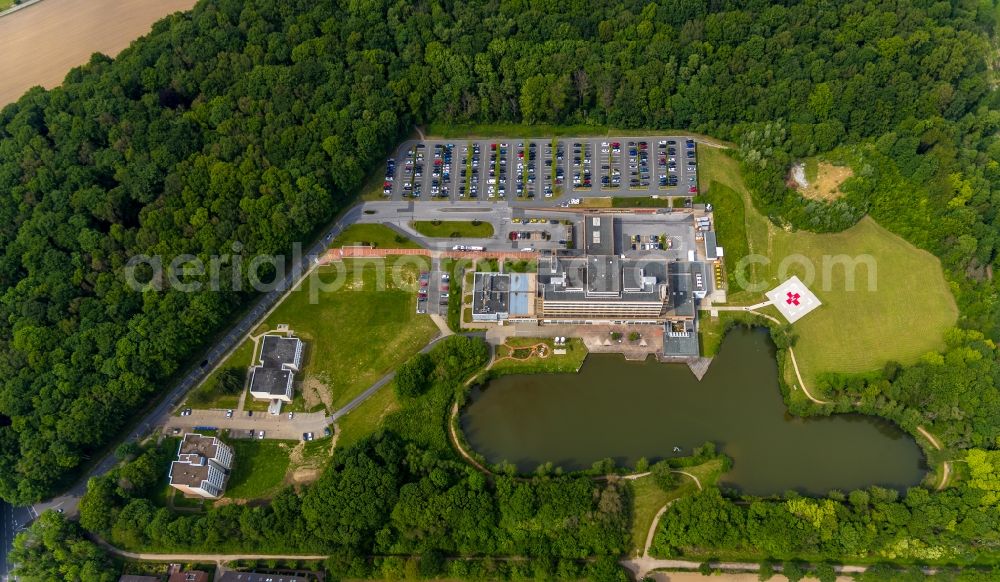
509 273 532 315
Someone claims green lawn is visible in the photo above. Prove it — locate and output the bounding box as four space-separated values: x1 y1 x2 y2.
612 196 672 208
775 218 958 384
264 256 439 411
698 147 958 388
225 439 294 499
490 338 588 376
503 259 537 273
0 0 14 11
336 382 401 451
331 223 421 249
696 181 748 292
411 220 494 238
629 459 725 554
183 339 255 410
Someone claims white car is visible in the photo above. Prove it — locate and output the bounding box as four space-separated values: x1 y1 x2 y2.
288 412 294 420
258 430 266 439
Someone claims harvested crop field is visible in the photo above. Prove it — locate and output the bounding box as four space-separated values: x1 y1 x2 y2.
0 0 196 106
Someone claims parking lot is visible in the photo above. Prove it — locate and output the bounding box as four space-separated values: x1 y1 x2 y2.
383 136 699 204
416 259 451 316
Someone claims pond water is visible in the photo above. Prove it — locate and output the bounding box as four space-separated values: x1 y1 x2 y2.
461 328 926 495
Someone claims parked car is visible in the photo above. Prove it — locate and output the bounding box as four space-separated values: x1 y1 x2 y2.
226 409 233 418
303 432 314 441
258 431 266 440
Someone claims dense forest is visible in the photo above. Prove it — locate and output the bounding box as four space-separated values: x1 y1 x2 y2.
0 0 996 505
30 336 633 582
3 0 1000 575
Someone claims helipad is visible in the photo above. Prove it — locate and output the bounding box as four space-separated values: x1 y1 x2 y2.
766 276 821 323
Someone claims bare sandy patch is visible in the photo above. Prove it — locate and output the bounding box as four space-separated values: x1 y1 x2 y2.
300 375 332 412
790 161 853 201
290 466 320 484
285 439 333 487
0 0 198 106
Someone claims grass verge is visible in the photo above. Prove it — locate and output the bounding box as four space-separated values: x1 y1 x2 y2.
696 181 748 293
182 339 254 410
336 382 401 451
263 256 439 411
225 439 294 499
331 223 421 249
411 220 494 238
612 196 673 208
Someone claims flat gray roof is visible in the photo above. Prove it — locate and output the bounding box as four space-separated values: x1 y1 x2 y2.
704 231 718 260
539 253 670 304
260 335 300 368
472 272 510 316
666 261 696 317
250 367 291 396
663 321 700 356
584 215 615 255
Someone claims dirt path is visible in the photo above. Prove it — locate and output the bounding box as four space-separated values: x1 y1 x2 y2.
448 401 493 475
785 344 830 405
0 0 197 106
491 341 550 365
641 472 703 558
99 545 327 564
916 426 951 490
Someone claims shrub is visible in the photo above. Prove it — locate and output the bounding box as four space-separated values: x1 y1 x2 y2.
651 461 678 492
394 352 434 397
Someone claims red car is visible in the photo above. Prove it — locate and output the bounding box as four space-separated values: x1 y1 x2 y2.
689 186 698 194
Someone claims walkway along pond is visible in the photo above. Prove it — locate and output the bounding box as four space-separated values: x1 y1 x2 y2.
461 328 926 495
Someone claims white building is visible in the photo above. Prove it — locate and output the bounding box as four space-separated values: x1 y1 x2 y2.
248 335 304 403
168 433 234 499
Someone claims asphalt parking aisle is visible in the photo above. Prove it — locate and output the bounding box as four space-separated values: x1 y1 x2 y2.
427 258 442 315
555 139 568 198
526 141 539 200
386 134 700 204
393 144 412 200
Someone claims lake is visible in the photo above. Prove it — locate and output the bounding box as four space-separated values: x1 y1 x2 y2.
461 328 926 495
